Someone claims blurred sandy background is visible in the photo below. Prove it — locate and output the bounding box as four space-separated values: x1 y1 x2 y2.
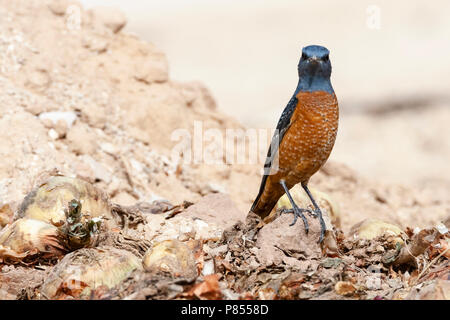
0 1 448 300
80 0 450 186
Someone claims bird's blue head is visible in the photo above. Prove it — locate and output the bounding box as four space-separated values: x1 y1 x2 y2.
296 45 334 94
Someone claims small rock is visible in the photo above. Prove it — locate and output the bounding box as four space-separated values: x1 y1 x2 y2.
48 128 59 140
134 56 169 84
25 102 46 116
365 275 382 290
202 259 215 276
80 155 112 183
436 223 448 235
82 36 109 53
146 215 222 243
39 111 77 128
181 193 246 230
48 0 72 16
76 103 107 129
178 82 217 110
90 6 127 33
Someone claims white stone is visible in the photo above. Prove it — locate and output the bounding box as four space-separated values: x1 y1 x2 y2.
39 111 77 128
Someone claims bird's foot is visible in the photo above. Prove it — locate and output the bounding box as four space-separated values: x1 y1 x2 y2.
283 207 326 243
312 208 326 244
281 206 309 234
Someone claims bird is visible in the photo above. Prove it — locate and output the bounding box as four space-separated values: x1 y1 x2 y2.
250 45 339 243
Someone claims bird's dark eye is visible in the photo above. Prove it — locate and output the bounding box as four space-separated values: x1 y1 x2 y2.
323 54 329 62
301 53 307 60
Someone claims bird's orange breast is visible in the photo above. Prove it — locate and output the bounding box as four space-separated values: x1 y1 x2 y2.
270 90 339 187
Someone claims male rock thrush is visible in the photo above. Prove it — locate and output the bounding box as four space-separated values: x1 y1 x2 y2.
250 45 339 243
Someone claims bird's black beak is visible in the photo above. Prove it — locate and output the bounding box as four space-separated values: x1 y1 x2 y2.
306 56 320 72
308 56 320 64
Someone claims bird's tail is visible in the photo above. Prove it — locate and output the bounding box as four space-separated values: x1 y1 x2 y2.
250 198 277 219
250 181 284 219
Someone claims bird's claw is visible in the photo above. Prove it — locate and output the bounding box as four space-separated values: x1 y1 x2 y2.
281 207 309 234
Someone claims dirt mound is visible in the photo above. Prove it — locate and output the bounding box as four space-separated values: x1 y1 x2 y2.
0 0 257 213
0 0 448 300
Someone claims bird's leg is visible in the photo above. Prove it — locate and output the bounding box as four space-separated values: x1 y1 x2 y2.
279 180 309 234
301 183 326 243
